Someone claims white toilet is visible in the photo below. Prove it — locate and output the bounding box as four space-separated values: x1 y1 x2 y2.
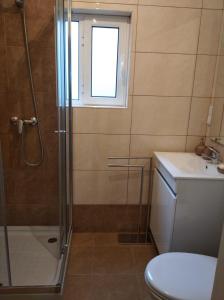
144 252 217 300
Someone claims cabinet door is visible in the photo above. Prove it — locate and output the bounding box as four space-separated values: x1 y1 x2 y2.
150 169 176 253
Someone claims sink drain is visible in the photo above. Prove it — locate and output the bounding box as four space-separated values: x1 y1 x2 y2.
48 237 58 243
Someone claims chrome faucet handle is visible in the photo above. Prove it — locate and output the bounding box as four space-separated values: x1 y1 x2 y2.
10 116 19 124
11 116 38 126
10 116 23 135
207 146 220 163
207 146 219 154
18 119 23 134
10 116 38 135
23 117 38 126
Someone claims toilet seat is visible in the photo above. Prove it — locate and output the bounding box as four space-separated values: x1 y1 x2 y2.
145 252 217 300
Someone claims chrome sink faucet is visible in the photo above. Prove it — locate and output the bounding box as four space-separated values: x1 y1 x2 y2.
202 146 220 164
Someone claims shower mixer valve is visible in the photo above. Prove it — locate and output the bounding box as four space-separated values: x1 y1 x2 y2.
10 116 38 134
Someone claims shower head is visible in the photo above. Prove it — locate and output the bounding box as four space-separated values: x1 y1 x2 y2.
15 0 23 8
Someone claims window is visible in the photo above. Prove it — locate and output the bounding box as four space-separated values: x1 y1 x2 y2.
70 14 130 107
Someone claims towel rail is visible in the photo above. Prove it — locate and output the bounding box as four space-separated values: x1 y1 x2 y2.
107 156 152 243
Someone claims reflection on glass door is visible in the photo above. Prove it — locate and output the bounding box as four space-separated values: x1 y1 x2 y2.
0 143 11 286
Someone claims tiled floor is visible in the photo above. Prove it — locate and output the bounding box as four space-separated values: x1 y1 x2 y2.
63 233 157 300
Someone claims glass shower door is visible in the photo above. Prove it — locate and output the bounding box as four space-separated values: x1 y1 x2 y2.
56 0 73 254
0 0 72 292
65 0 73 248
0 143 11 286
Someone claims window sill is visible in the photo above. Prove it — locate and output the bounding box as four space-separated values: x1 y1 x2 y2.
72 99 128 109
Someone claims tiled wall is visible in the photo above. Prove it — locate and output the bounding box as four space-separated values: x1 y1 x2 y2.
0 0 222 229
0 0 58 225
73 0 224 230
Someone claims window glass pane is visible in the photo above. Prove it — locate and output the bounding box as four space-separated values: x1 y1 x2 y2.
66 21 79 100
91 27 119 98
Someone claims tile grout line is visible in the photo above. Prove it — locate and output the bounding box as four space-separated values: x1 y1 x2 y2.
135 51 219 56
73 0 224 10
72 132 202 136
130 94 214 98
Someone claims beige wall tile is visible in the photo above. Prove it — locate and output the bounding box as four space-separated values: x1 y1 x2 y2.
131 96 191 135
73 98 132 134
138 0 202 8
188 97 211 135
134 53 195 96
73 170 128 204
73 134 130 170
209 98 224 137
130 135 186 157
193 55 217 97
185 136 202 152
219 24 224 56
220 113 224 137
136 6 201 54
213 56 224 98
198 9 223 55
203 0 223 9
70 0 221 208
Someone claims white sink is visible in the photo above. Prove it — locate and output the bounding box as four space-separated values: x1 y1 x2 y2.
154 152 224 180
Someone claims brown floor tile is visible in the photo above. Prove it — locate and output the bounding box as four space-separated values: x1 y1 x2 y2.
64 234 158 300
67 247 93 275
136 274 155 300
63 275 93 300
72 233 95 247
94 233 119 247
131 245 157 274
92 246 135 275
92 274 141 300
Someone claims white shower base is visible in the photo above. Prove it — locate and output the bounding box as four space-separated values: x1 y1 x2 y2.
1 226 62 287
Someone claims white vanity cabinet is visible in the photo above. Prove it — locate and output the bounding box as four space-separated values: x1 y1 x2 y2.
150 152 224 257
150 169 176 253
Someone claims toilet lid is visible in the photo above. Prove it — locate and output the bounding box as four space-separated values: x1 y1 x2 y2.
145 252 217 300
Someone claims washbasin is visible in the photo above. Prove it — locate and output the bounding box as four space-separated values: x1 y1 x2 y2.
154 152 224 180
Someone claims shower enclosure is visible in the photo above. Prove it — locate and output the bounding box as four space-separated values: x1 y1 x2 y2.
0 0 73 298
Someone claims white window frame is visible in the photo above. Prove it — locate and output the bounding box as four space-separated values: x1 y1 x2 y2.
72 13 130 108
